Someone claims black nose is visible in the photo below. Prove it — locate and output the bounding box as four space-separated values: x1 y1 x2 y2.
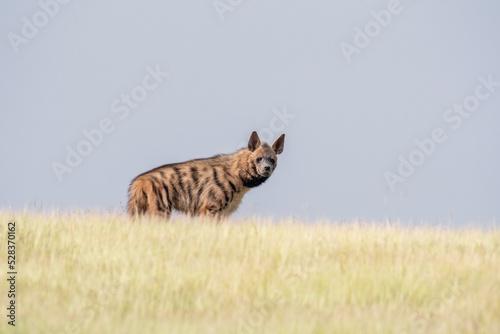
264 166 271 172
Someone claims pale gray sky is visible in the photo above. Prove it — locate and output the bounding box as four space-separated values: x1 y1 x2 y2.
1 0 499 227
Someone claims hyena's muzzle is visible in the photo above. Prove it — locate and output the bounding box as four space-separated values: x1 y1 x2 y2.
255 157 276 177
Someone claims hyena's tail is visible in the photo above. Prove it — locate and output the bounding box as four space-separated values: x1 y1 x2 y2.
126 179 148 216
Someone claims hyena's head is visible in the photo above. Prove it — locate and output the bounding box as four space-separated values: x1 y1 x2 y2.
247 131 285 178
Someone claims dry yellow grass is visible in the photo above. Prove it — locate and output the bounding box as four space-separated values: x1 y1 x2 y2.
0 211 499 334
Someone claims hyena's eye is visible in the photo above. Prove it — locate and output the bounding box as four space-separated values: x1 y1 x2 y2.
257 157 262 162
270 159 275 165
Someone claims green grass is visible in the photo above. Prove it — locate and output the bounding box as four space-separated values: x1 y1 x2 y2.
1 211 499 334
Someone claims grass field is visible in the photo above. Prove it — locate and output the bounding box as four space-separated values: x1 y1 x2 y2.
0 211 499 334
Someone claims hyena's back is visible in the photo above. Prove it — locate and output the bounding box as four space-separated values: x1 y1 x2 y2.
127 156 244 219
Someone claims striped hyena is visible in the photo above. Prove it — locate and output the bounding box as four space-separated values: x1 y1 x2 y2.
127 131 285 219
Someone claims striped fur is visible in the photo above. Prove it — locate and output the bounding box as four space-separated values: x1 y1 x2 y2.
127 131 285 219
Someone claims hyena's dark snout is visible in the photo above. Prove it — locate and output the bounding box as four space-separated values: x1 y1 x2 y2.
257 162 274 176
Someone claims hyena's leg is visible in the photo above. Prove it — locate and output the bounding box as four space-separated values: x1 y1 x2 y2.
146 176 173 220
199 203 222 220
197 185 229 220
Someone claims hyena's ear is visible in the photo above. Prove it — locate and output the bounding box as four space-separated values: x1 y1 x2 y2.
247 131 261 152
272 134 285 155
